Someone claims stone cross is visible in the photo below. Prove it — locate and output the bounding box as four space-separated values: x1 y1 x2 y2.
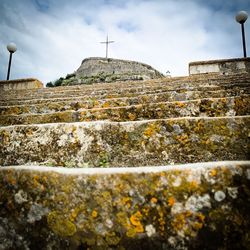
100 35 115 58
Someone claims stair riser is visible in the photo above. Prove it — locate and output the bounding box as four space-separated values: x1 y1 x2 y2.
0 117 249 167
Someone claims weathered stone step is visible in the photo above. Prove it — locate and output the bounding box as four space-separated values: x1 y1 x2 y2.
1 73 250 100
1 83 249 107
0 116 249 167
0 96 249 126
0 87 249 115
0 161 249 249
1 74 250 102
2 81 250 104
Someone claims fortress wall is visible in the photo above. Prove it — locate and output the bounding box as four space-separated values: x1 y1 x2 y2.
189 57 250 75
76 57 163 78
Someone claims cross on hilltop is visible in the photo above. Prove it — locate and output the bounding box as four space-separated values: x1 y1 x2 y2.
100 35 115 59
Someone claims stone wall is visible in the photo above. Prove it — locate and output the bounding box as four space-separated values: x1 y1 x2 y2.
189 58 250 75
0 78 43 91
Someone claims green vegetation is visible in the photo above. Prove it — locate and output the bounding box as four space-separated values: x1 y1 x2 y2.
46 74 76 87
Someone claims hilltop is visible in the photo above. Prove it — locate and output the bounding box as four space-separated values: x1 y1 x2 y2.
47 57 164 87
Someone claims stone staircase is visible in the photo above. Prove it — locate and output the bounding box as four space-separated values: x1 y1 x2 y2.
0 68 250 249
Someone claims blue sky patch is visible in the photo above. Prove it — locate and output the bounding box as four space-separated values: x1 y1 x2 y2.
34 0 50 12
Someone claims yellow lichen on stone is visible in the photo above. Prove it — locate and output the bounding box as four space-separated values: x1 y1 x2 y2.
105 232 121 245
121 197 132 208
126 227 137 238
171 213 186 231
102 102 110 108
158 210 165 233
128 113 136 121
176 134 189 144
150 197 158 203
144 123 160 137
209 169 217 177
116 211 130 229
1 130 10 145
194 120 205 132
91 210 98 218
47 211 76 237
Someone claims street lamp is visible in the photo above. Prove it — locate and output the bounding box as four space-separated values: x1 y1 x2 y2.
235 11 248 58
6 42 17 80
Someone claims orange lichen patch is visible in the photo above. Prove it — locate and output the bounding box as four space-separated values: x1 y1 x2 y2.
176 102 186 108
130 211 144 233
121 197 132 208
144 123 160 137
93 100 100 108
128 113 136 121
102 102 110 108
69 208 80 222
130 211 142 226
194 120 205 132
168 196 175 207
171 213 186 231
196 213 205 223
176 134 189 144
160 172 166 177
192 213 205 230
33 175 40 187
135 223 144 233
150 197 158 203
209 169 217 177
91 210 98 218
190 180 198 189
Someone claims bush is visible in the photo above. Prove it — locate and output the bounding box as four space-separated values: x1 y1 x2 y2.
65 73 75 79
54 77 64 86
46 82 54 88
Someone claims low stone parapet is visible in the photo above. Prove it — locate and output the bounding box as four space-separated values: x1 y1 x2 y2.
189 58 250 75
0 78 43 91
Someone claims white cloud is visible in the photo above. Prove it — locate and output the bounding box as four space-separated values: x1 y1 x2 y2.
0 0 249 84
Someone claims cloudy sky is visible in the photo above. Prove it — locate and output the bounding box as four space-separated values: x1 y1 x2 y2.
0 0 249 84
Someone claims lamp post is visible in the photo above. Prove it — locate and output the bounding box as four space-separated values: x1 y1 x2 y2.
235 11 248 58
6 42 17 80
